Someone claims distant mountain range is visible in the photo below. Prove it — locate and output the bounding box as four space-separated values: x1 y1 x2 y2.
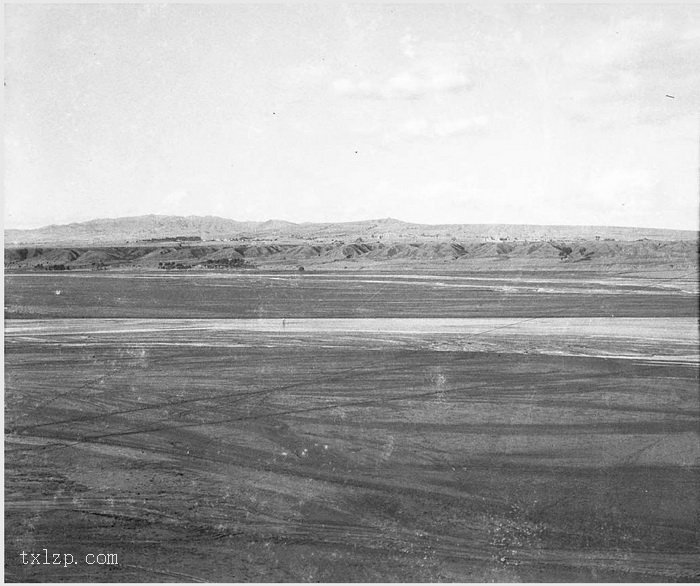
5 214 697 245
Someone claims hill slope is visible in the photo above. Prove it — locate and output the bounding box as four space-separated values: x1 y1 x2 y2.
5 215 697 245
5 239 698 272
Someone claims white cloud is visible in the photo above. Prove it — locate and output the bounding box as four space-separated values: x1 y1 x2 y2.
434 116 489 137
431 72 473 94
333 70 472 100
395 115 489 140
332 78 377 98
385 73 423 99
400 30 417 59
399 117 430 137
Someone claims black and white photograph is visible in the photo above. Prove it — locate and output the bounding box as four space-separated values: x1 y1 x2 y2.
3 2 699 582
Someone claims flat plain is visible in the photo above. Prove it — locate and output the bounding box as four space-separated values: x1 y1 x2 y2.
5 269 700 581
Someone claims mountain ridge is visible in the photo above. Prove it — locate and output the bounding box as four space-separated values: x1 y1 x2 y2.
5 214 697 245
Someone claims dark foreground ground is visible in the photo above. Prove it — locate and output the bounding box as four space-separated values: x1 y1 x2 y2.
4 271 700 582
4 269 698 319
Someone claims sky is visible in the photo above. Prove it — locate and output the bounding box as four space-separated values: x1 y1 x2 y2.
4 3 700 230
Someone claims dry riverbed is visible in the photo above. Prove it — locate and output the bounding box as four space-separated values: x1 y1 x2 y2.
5 272 699 581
